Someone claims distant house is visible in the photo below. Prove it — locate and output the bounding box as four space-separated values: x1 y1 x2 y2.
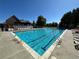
3 15 33 31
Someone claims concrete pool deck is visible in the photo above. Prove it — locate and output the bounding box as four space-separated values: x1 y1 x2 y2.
49 30 79 59
11 29 66 59
0 32 34 59
0 30 79 59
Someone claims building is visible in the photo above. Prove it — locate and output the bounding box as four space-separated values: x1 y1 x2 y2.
2 15 33 31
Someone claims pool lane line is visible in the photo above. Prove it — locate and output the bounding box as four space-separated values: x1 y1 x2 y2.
42 29 67 59
30 32 53 48
27 31 52 43
42 31 63 51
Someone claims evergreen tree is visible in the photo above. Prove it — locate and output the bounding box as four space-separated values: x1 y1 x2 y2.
59 8 79 29
36 15 46 27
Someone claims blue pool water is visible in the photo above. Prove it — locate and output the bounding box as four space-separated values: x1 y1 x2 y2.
15 28 64 55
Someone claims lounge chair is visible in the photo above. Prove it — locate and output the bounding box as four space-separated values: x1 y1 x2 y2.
74 44 79 50
73 37 79 40
51 56 56 59
74 40 79 44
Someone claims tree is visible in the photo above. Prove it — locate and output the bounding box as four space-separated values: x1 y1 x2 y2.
0 23 4 31
36 15 46 27
51 22 58 27
32 21 36 27
46 22 58 27
59 11 72 29
59 8 79 29
46 23 52 27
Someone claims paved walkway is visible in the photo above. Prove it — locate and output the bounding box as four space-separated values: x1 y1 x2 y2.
49 30 79 59
0 32 34 59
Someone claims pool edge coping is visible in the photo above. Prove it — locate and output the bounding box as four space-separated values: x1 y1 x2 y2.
11 29 67 59
42 29 67 59
11 32 40 59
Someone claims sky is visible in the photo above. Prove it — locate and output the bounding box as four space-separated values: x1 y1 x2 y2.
0 0 79 23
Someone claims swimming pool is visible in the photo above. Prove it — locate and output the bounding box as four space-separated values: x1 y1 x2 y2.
15 28 64 55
